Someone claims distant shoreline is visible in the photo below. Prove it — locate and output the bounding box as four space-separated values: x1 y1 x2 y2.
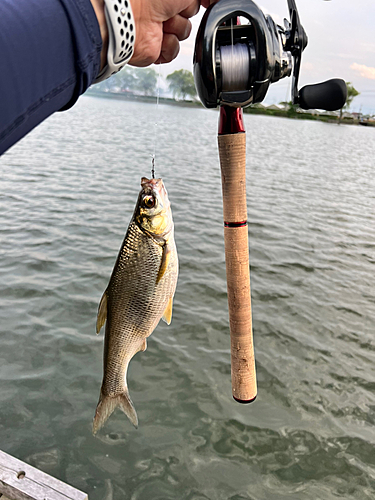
86 88 200 108
85 89 375 127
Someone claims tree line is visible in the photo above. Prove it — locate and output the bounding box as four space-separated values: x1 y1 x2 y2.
96 68 359 112
95 67 197 101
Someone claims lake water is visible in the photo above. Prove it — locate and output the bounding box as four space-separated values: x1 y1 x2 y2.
0 96 374 500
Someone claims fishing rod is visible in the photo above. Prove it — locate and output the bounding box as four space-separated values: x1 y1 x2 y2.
193 0 347 404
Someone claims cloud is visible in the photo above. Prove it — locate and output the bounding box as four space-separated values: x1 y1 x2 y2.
351 63 375 80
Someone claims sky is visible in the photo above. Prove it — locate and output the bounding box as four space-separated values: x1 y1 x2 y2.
155 0 375 114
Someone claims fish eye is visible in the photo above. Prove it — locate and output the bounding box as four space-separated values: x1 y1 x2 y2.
142 195 155 209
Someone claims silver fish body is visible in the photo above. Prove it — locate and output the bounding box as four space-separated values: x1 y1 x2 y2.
93 177 178 434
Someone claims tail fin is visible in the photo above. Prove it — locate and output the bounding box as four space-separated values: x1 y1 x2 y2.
92 389 138 435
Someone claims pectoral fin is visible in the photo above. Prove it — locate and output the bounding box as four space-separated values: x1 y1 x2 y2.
162 296 174 325
156 242 171 284
96 290 108 334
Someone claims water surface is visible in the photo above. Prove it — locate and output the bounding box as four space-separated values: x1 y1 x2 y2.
0 96 374 499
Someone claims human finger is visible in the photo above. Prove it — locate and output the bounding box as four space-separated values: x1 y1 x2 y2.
155 33 180 64
201 0 217 8
163 15 192 41
180 0 200 19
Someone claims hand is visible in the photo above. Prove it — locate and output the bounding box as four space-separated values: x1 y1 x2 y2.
90 0 214 70
129 0 201 66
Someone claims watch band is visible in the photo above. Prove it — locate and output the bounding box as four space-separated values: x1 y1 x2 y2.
94 0 136 83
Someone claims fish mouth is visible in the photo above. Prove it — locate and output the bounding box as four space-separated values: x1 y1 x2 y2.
140 177 169 209
141 177 162 190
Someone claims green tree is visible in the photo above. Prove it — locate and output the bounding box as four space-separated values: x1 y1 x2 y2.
344 82 360 110
93 67 157 95
116 67 137 91
279 101 298 117
166 69 196 100
94 68 135 92
134 68 157 95
339 82 360 122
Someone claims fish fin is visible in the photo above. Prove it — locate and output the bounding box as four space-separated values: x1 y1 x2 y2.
156 242 171 284
139 339 147 352
92 389 138 435
92 393 117 435
96 290 108 334
162 296 173 325
118 391 138 428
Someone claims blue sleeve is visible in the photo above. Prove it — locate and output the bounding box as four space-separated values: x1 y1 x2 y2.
0 0 102 155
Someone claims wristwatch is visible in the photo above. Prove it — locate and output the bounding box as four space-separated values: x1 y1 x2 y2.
94 0 136 83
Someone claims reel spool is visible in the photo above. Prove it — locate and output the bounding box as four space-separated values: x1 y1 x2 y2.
194 0 347 111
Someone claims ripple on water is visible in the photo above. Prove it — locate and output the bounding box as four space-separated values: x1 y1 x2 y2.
0 98 374 500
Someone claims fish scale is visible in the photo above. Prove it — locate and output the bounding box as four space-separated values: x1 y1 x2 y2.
93 178 178 434
104 223 175 388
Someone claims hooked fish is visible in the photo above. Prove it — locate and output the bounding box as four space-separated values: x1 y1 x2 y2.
93 177 178 434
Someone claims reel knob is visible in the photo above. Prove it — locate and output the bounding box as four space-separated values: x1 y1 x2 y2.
298 79 347 111
285 0 346 111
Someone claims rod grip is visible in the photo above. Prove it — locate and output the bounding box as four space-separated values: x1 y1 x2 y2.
218 132 257 403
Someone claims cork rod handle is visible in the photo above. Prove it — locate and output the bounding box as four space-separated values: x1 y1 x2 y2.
218 132 257 403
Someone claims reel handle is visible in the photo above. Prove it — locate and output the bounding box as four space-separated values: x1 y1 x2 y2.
298 78 347 111
218 115 257 403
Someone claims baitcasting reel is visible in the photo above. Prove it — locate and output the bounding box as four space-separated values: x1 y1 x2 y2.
194 0 347 111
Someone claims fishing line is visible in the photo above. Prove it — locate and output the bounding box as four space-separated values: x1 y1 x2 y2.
217 17 250 93
151 62 162 179
231 17 234 64
285 77 292 106
220 44 250 91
